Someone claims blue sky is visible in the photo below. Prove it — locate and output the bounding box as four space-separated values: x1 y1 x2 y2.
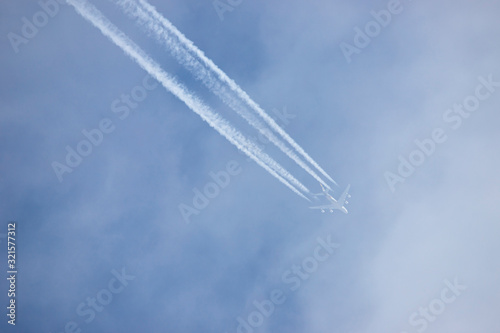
1 0 500 332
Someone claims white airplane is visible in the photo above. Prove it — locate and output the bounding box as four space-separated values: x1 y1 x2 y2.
309 184 351 214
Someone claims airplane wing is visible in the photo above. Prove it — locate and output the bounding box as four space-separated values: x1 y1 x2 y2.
309 205 334 210
338 184 351 205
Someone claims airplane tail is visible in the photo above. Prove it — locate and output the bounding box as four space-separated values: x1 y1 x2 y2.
311 183 329 199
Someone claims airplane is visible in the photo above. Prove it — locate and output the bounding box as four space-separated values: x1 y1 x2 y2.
309 184 351 214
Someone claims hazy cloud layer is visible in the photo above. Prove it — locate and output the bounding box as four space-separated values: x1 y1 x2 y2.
1 0 499 332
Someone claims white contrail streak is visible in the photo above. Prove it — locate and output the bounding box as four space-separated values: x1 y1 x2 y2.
114 0 338 189
113 0 334 191
66 0 311 200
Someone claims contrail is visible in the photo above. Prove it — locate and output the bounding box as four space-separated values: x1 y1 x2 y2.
113 0 338 189
66 0 311 201
113 0 334 191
